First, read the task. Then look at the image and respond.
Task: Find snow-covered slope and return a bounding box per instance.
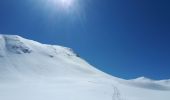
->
[0,34,108,80]
[0,34,169,100]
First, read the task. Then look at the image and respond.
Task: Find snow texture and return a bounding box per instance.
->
[0,34,169,100]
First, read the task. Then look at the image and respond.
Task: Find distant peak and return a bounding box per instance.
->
[132,76,153,82]
[136,76,151,80]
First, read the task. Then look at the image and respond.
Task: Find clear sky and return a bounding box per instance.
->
[0,0,170,79]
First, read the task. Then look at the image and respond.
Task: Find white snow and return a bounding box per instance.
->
[0,34,169,100]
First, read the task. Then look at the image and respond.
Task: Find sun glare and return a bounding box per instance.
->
[59,0,74,8]
[50,0,75,10]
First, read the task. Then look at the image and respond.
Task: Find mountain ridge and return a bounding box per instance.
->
[1,34,169,80]
[0,34,110,80]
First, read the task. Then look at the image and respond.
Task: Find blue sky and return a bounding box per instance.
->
[0,0,170,79]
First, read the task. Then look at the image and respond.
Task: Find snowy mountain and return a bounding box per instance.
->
[0,34,170,100]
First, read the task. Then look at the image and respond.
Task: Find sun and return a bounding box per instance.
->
[44,0,81,14]
[50,0,75,10]
[59,0,74,8]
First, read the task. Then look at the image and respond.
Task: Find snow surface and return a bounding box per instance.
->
[0,34,170,100]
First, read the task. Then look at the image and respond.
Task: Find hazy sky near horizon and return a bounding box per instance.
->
[0,0,170,79]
